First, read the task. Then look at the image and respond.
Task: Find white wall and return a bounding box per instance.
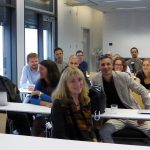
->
[57,0,103,71]
[16,0,25,86]
[103,11,150,58]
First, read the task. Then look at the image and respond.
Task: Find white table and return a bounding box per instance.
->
[94,108,150,121]
[0,134,149,150]
[19,88,32,101]
[0,102,51,115]
[19,88,32,94]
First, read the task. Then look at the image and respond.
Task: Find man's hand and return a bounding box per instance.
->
[28,84,35,91]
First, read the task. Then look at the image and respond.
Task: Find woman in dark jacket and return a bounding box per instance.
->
[136,58,150,90]
[51,67,97,141]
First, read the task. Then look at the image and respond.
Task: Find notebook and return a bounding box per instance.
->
[0,92,8,106]
[138,110,150,114]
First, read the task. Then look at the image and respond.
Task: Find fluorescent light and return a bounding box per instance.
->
[116,6,147,10]
[104,0,141,2]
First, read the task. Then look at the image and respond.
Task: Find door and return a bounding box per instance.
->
[82,28,90,72]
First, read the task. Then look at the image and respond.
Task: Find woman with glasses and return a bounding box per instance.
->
[113,57,127,72]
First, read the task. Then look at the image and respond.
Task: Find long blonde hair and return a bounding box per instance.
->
[52,67,90,105]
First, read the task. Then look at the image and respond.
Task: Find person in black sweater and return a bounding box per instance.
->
[51,67,97,142]
[136,58,150,90]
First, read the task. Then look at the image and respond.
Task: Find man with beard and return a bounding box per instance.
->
[54,47,67,73]
[126,47,142,74]
[20,53,40,91]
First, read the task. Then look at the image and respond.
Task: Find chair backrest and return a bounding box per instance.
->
[0,113,7,133]
[89,85,106,114]
[0,92,8,106]
[131,91,144,109]
[88,72,96,81]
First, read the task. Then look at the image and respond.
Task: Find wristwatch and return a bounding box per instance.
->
[39,92,42,97]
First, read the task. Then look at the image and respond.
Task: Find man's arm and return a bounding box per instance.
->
[20,66,29,89]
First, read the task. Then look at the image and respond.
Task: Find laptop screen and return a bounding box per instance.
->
[0,92,8,106]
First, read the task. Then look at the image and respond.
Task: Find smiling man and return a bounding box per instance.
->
[91,54,150,143]
[20,53,40,90]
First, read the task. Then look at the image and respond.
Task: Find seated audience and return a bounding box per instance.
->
[68,55,79,68]
[126,47,142,74]
[51,67,97,141]
[62,55,79,72]
[31,60,60,136]
[136,58,150,90]
[0,75,31,135]
[113,57,127,72]
[54,47,67,73]
[76,50,88,75]
[63,55,90,85]
[91,54,150,143]
[113,57,139,82]
[20,53,40,91]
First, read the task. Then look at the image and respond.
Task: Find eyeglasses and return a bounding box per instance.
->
[77,55,83,57]
[114,64,123,66]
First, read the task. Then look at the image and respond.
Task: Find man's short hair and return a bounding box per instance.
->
[27,53,38,62]
[130,47,138,53]
[99,54,113,61]
[76,50,83,55]
[54,47,63,54]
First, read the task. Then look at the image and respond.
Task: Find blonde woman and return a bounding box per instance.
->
[51,67,97,141]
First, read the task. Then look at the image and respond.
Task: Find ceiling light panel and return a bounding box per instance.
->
[76,0,150,12]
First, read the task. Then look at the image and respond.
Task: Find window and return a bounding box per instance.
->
[0,25,3,75]
[43,15,55,59]
[25,28,38,63]
[25,0,55,14]
[25,10,38,63]
[0,1,16,79]
[24,0,57,62]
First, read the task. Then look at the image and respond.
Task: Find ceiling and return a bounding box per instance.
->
[67,0,150,12]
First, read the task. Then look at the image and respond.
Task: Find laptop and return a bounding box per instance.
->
[0,92,8,106]
[138,110,150,114]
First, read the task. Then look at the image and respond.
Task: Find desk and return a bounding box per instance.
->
[99,108,150,121]
[0,102,51,115]
[19,88,32,94]
[19,88,32,101]
[0,134,149,150]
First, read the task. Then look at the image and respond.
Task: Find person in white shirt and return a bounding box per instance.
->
[20,53,40,91]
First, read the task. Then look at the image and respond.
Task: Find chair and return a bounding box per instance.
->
[112,127,149,145]
[88,72,96,81]
[0,113,7,133]
[131,91,144,109]
[112,92,148,145]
